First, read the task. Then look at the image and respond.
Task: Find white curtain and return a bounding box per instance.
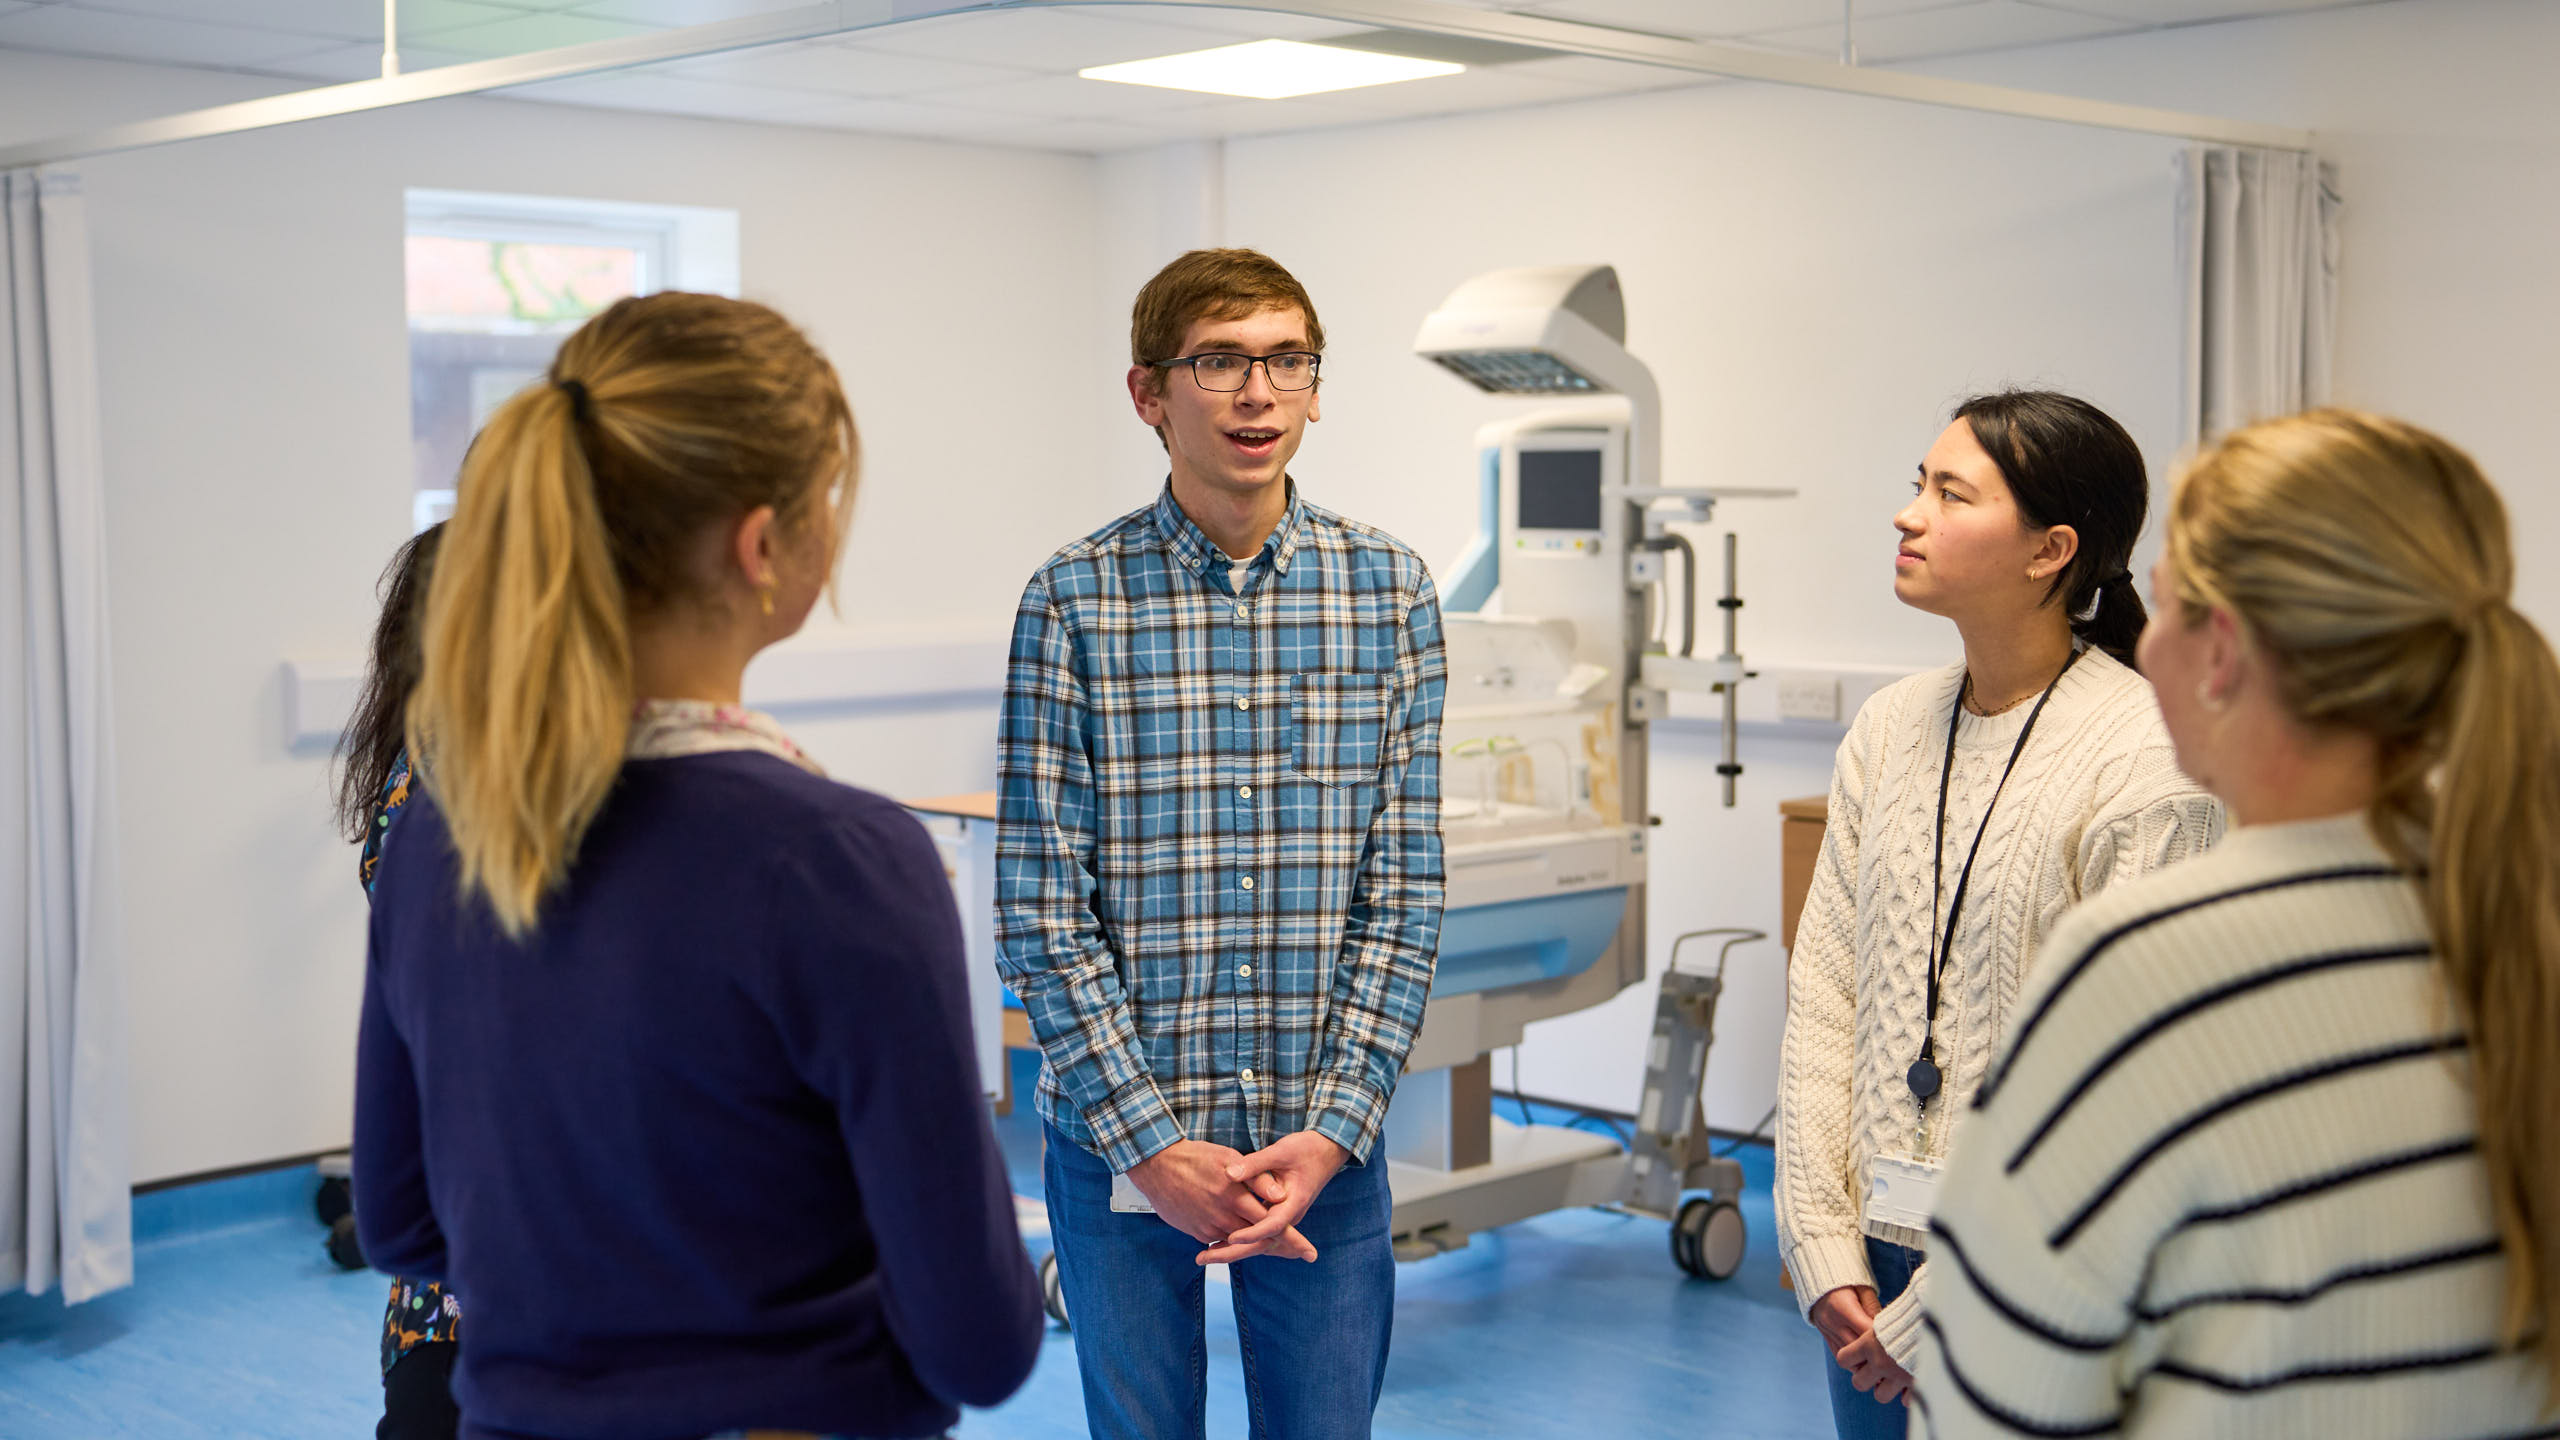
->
[2176,145,2344,450]
[1,166,129,1304]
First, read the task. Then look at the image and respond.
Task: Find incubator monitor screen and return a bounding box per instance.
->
[1518,449,1603,531]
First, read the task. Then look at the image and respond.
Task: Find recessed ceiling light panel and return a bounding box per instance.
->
[1079,40,1464,100]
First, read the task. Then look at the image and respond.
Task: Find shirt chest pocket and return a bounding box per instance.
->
[1289,671,1388,789]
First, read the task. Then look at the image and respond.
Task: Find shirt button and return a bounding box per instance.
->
[1240,876,1256,891]
[1236,697,1250,711]
[1235,605,1249,619]
[1239,965,1253,978]
[1241,1069,1256,1082]
[1238,785,1253,799]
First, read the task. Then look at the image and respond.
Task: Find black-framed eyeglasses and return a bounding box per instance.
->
[1154,350,1321,393]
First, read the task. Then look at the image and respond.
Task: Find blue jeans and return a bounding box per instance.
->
[1821,1237,1919,1440]
[1044,1124,1395,1440]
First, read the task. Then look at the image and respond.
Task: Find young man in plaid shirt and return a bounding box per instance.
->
[996,248,1447,1439]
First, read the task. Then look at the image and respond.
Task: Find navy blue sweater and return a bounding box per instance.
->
[355,753,1043,1440]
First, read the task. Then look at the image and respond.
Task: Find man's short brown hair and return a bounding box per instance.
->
[1130,248,1325,396]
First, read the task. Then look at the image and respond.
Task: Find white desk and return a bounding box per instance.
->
[903,792,1005,1108]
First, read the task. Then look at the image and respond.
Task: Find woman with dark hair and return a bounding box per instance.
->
[339,523,440,890]
[333,521,464,1440]
[1774,391,2226,1439]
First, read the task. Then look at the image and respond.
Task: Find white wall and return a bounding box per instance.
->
[1,50,1108,1183]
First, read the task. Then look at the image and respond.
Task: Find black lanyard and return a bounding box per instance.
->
[1908,648,2081,1108]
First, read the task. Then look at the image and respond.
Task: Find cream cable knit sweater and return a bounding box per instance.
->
[1775,647,2224,1367]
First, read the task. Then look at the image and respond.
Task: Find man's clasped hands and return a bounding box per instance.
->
[1123,1131,1353,1265]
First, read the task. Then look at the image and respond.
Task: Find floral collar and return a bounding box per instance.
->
[626,699,823,776]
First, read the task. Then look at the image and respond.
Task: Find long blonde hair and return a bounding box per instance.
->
[409,292,856,936]
[2166,409,2560,1388]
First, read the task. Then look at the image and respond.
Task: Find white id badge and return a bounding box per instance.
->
[1866,1154,1945,1234]
[1109,1172,1157,1215]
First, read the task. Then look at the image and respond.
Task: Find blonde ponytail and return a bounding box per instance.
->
[2427,599,2560,1372]
[407,293,855,937]
[409,381,632,936]
[2168,410,2560,1397]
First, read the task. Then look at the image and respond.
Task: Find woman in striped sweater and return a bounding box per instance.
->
[1777,391,2225,1440]
[1917,409,2560,1437]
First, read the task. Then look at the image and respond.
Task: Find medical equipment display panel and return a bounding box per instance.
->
[1515,447,1603,540]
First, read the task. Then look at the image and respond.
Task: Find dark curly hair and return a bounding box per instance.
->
[332,522,442,843]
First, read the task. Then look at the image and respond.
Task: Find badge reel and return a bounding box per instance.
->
[1866,1153,1945,1236]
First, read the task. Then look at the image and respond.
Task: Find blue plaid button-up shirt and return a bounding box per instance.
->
[995,484,1446,1174]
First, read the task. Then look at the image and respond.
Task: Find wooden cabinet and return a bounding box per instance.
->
[1779,795,1829,954]
[1774,794,1828,1293]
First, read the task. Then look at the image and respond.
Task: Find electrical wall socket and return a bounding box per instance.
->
[1776,671,1842,723]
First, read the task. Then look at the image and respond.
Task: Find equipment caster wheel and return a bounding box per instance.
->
[1039,1251,1070,1328]
[326,1213,368,1272]
[1671,1196,1745,1281]
[315,1174,353,1227]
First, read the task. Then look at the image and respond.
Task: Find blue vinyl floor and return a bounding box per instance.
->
[0,1052,1838,1439]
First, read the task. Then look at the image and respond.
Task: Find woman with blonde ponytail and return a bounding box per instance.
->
[1916,409,2560,1438]
[354,293,1042,1440]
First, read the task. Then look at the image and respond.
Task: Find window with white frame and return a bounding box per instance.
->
[404,189,741,531]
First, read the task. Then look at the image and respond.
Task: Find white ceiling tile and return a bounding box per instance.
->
[0,4,349,65]
[921,70,1252,120]
[846,7,1310,73]
[261,40,479,77]
[1502,52,1722,92]
[1749,0,2143,62]
[2032,0,2366,22]
[47,0,377,42]
[399,1,556,33]
[568,0,814,23]
[962,115,1169,153]
[1291,64,1608,118]
[502,67,829,118]
[758,93,1022,138]
[407,11,655,53]
[47,0,534,40]
[1521,0,1965,39]
[659,39,1030,95]
[1110,6,1379,42]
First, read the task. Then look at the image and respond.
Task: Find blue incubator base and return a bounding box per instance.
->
[1429,887,1628,998]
